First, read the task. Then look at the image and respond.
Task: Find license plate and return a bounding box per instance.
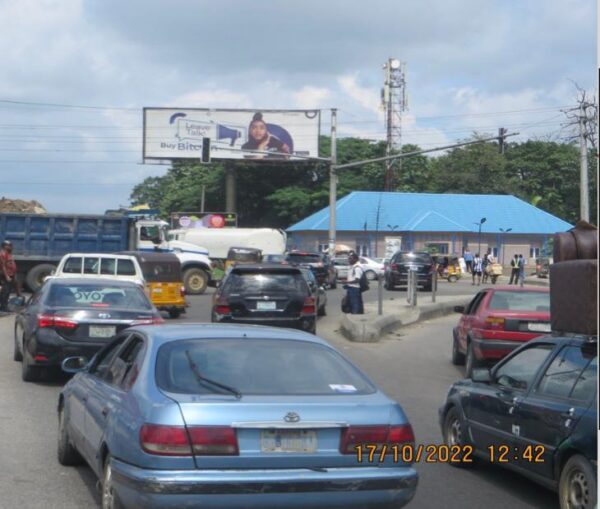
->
[256,301,276,311]
[89,325,116,338]
[153,288,162,293]
[261,430,317,453]
[528,322,551,333]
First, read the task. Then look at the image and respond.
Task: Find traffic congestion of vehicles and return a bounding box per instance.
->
[0,225,597,509]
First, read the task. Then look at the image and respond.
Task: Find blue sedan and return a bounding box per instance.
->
[58,324,418,509]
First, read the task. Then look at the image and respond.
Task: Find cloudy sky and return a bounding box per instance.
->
[0,0,597,213]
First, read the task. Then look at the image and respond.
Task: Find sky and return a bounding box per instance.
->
[0,0,597,214]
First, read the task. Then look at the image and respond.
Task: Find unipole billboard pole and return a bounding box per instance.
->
[225,163,236,213]
[328,109,338,256]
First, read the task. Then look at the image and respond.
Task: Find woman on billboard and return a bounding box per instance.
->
[242,112,291,159]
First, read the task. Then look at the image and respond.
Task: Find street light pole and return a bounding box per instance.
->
[499,227,512,266]
[328,109,338,256]
[474,217,487,256]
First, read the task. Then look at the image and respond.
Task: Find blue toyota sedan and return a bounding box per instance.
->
[58,324,418,509]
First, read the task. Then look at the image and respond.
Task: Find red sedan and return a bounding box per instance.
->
[451,286,551,376]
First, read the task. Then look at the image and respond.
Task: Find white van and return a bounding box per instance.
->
[48,253,145,286]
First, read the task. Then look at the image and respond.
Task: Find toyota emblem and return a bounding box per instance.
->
[284,412,300,423]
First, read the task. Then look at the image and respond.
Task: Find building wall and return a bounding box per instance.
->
[288,230,549,267]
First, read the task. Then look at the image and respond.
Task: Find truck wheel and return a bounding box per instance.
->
[168,309,181,319]
[183,268,208,295]
[25,263,56,292]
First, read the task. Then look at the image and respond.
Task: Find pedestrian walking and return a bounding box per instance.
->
[344,252,364,314]
[509,254,519,284]
[463,248,473,273]
[0,240,20,311]
[518,254,526,287]
[482,250,491,283]
[471,253,483,286]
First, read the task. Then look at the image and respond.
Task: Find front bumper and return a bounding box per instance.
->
[111,459,418,509]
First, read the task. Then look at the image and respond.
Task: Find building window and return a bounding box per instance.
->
[424,242,449,255]
[530,247,540,258]
[355,242,369,257]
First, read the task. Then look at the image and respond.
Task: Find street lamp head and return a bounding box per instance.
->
[480,217,487,224]
[506,228,512,232]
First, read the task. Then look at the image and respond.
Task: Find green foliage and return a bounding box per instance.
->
[130,135,593,227]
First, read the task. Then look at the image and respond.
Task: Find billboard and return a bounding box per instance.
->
[143,108,320,161]
[170,212,237,229]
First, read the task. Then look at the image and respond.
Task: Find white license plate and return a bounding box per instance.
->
[256,301,276,311]
[261,430,317,453]
[153,288,162,293]
[528,322,551,333]
[89,325,116,338]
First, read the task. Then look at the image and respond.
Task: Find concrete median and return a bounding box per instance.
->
[340,294,473,342]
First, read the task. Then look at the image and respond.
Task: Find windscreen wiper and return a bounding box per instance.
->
[184,350,242,399]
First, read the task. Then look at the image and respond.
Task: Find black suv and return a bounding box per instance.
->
[285,251,337,289]
[384,251,434,291]
[211,264,317,334]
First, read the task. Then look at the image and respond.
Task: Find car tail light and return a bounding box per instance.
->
[302,296,316,314]
[484,316,506,330]
[391,263,398,271]
[340,424,415,454]
[132,317,164,326]
[37,314,78,329]
[140,424,192,456]
[187,426,239,455]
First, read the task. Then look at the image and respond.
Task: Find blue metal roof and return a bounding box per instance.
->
[287,192,573,234]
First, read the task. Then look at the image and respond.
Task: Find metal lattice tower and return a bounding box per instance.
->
[381,59,408,191]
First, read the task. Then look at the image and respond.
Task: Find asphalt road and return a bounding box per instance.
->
[0,276,558,509]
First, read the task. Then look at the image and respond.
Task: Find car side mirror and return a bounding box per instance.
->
[61,356,89,374]
[454,305,465,313]
[471,368,491,383]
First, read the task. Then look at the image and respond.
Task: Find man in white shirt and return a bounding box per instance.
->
[344,252,364,314]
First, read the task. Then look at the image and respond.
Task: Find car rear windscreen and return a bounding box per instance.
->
[398,253,432,264]
[156,338,376,396]
[45,283,152,309]
[488,291,550,312]
[287,254,323,264]
[226,271,308,293]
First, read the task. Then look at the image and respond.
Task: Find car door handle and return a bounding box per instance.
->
[561,407,576,418]
[101,407,109,417]
[82,396,88,403]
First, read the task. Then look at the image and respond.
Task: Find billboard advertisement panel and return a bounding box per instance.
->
[143,108,320,161]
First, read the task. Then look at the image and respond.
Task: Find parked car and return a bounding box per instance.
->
[440,335,597,509]
[58,324,419,509]
[384,252,434,291]
[452,287,551,376]
[47,253,145,287]
[13,278,163,382]
[212,264,317,333]
[285,251,337,289]
[359,256,385,280]
[332,256,351,281]
[298,267,327,316]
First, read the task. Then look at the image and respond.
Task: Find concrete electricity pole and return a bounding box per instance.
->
[579,104,590,222]
[382,58,407,191]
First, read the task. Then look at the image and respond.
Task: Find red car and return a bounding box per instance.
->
[452,286,551,376]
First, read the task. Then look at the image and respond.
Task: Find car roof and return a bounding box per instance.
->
[231,263,302,272]
[130,323,330,347]
[47,277,141,287]
[60,253,136,260]
[523,333,597,348]
[485,285,549,293]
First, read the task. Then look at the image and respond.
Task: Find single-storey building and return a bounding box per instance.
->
[287,191,573,266]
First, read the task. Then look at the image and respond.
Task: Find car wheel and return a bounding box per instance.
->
[102,456,125,509]
[448,275,458,283]
[442,407,474,468]
[168,309,181,319]
[465,341,479,378]
[365,270,376,281]
[57,405,83,465]
[183,268,208,295]
[559,454,597,509]
[384,277,394,290]
[317,304,326,317]
[13,324,23,362]
[21,349,41,382]
[451,331,465,365]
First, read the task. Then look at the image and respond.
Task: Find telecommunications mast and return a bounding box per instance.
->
[381,58,408,191]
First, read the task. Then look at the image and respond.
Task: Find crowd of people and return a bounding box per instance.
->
[462,248,526,287]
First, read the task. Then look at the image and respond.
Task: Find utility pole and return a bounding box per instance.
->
[578,103,589,222]
[328,109,338,256]
[382,58,407,191]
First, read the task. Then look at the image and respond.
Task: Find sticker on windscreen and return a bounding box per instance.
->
[329,384,357,393]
